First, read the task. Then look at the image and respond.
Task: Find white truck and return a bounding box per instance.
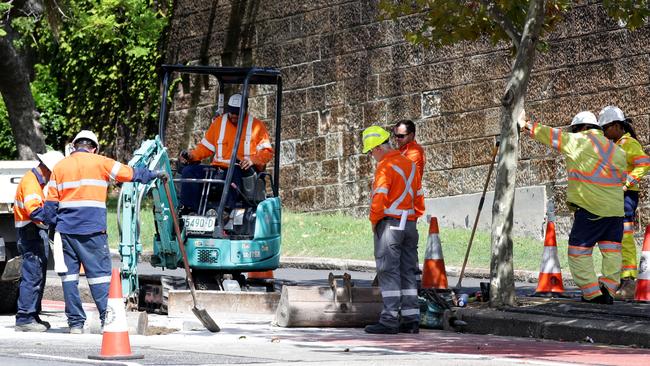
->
[0,161,37,313]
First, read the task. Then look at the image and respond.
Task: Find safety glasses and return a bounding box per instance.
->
[393,133,408,139]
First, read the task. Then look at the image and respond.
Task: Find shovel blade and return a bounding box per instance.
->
[192,307,220,332]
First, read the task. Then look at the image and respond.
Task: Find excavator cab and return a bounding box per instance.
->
[118,65,283,308]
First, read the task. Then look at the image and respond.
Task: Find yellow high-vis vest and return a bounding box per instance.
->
[616,133,650,191]
[527,122,626,217]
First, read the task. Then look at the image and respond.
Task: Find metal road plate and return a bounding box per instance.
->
[183,215,216,233]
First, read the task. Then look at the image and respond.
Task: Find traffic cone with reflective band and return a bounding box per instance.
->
[88,269,143,360]
[534,203,564,296]
[247,270,274,279]
[421,217,448,289]
[634,226,650,301]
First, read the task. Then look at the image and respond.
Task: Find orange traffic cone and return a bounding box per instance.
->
[247,270,274,280]
[88,269,143,360]
[534,203,564,296]
[634,226,650,301]
[421,217,448,289]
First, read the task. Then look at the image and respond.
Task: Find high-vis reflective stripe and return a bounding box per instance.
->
[15,220,31,228]
[568,245,593,257]
[109,162,122,180]
[624,222,634,234]
[244,115,253,159]
[14,200,24,209]
[382,290,401,298]
[374,187,389,195]
[626,176,639,186]
[416,189,423,196]
[633,156,650,166]
[59,200,107,209]
[58,179,108,190]
[200,137,215,152]
[551,128,562,150]
[257,142,272,150]
[23,193,42,204]
[401,289,418,296]
[598,241,621,252]
[87,275,112,285]
[384,163,416,216]
[216,114,228,162]
[600,277,618,292]
[581,282,600,297]
[401,308,420,316]
[60,274,79,282]
[364,133,382,140]
[567,135,624,186]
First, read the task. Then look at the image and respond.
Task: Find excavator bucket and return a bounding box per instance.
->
[274,273,383,327]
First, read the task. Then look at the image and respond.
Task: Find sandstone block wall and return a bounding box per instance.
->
[164,0,650,236]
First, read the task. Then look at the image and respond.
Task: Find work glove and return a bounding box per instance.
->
[516,108,527,132]
[155,170,169,183]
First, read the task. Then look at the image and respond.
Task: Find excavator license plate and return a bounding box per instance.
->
[183,216,216,233]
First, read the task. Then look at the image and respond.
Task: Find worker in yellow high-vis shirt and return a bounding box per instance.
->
[520,110,626,304]
[598,106,650,300]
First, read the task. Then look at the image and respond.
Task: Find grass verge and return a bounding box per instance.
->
[106,197,605,272]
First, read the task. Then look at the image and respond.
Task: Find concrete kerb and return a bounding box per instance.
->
[117,250,567,285]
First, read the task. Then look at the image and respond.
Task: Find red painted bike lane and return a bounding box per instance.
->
[281,328,650,365]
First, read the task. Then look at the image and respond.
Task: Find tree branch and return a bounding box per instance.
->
[480,0,522,49]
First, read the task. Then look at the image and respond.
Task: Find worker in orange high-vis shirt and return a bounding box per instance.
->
[598,106,650,300]
[392,119,425,179]
[362,126,425,335]
[44,130,166,334]
[178,93,273,214]
[14,151,64,332]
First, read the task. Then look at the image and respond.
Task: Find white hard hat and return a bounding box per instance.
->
[598,106,626,127]
[72,130,100,150]
[226,93,243,115]
[570,111,599,127]
[36,151,64,172]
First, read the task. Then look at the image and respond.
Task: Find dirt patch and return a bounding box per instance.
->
[146,326,179,336]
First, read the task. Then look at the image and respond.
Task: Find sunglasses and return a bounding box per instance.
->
[393,133,409,139]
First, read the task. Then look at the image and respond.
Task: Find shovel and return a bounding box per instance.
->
[162,182,220,332]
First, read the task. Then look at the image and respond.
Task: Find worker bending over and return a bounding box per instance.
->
[598,106,650,299]
[362,126,424,334]
[14,151,64,332]
[179,93,273,214]
[521,111,625,304]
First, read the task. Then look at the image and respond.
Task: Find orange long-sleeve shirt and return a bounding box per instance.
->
[189,113,273,171]
[399,140,425,179]
[370,150,425,225]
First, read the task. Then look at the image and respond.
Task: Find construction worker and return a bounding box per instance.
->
[179,93,273,213]
[392,119,425,178]
[14,151,64,332]
[520,111,626,304]
[598,106,650,299]
[44,130,166,333]
[362,126,425,334]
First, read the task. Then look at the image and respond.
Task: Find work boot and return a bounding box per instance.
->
[615,278,636,300]
[69,326,84,334]
[15,322,47,332]
[399,321,420,334]
[364,323,398,334]
[599,284,614,305]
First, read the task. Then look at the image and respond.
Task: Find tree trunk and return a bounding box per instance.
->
[489,0,545,308]
[0,1,47,159]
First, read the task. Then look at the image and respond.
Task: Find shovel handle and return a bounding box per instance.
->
[162,182,199,305]
[456,140,499,289]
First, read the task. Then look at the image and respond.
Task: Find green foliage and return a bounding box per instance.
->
[379,1,571,50]
[380,1,648,52]
[0,101,17,158]
[32,0,170,153]
[0,2,11,37]
[602,0,650,29]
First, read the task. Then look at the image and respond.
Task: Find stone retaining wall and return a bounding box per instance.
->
[163,0,650,237]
